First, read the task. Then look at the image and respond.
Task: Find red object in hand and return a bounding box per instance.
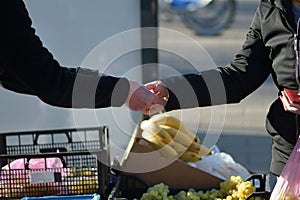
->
[283,88,300,105]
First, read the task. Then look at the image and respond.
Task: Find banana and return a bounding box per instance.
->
[179,150,201,162]
[142,130,178,158]
[141,130,159,143]
[149,114,200,144]
[141,116,211,161]
[140,120,173,144]
[188,142,211,157]
[159,125,194,146]
[154,143,179,158]
[169,140,187,153]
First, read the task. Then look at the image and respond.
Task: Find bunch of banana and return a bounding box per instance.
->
[140,114,211,162]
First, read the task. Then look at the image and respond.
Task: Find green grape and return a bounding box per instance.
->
[139,176,258,200]
[150,190,159,196]
[187,188,200,200]
[186,191,194,198]
[225,196,233,200]
[236,181,256,199]
[202,193,209,200]
[231,190,239,200]
[141,193,151,200]
[174,190,187,200]
[196,190,204,197]
[141,183,172,200]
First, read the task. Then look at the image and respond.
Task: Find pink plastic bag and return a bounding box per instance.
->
[0,155,66,197]
[2,157,63,170]
[270,137,300,200]
[1,156,65,182]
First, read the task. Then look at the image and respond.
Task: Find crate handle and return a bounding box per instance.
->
[246,191,271,200]
[33,132,72,145]
[245,174,266,192]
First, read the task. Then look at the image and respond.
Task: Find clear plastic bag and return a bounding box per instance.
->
[193,151,251,180]
[270,137,300,200]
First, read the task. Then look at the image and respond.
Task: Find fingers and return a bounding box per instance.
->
[125,80,159,114]
[145,80,169,114]
[280,91,300,115]
[145,80,169,101]
[125,80,169,115]
[145,81,168,98]
[127,87,156,111]
[145,81,158,93]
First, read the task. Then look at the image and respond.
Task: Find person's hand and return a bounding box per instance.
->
[145,80,169,114]
[279,91,300,115]
[125,80,159,115]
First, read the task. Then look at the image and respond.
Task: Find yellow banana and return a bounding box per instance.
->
[152,144,178,158]
[141,130,159,143]
[150,114,200,144]
[150,141,178,158]
[179,150,201,162]
[188,142,211,157]
[169,140,187,153]
[159,125,194,146]
[156,143,178,158]
[142,130,178,158]
[140,120,173,144]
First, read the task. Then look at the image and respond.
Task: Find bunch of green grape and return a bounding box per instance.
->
[140,183,170,200]
[219,176,256,200]
[139,176,256,200]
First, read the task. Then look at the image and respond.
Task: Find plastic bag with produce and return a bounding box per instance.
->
[270,136,300,200]
[193,151,251,180]
[0,152,65,197]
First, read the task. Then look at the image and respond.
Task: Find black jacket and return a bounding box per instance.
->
[0,0,129,108]
[163,0,299,144]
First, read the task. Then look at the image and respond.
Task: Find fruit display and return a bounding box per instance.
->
[140,114,211,162]
[64,167,98,194]
[0,181,61,198]
[139,176,257,200]
[0,169,61,197]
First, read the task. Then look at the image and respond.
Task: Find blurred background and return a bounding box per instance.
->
[0,0,276,182]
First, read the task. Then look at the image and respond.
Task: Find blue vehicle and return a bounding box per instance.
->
[159,0,236,35]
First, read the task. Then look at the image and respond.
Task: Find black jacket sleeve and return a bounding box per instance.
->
[0,0,129,108]
[163,5,273,111]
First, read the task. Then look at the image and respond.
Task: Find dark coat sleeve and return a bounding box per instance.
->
[0,0,129,108]
[163,5,273,111]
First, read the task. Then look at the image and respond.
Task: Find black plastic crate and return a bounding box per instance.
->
[0,127,109,157]
[108,174,270,200]
[0,127,112,199]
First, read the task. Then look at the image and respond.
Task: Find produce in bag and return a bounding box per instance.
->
[0,151,65,197]
[193,151,251,181]
[270,136,300,200]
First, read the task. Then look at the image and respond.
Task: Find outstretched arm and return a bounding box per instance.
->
[0,0,158,114]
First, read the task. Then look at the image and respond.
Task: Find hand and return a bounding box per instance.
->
[279,91,300,115]
[125,80,159,115]
[145,80,169,114]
